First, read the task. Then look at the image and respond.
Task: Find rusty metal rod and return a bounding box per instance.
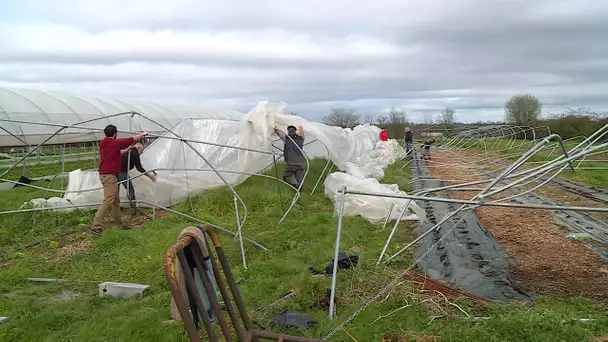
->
[166,275,201,342]
[177,250,218,342]
[206,227,253,332]
[251,330,325,341]
[165,237,201,342]
[199,227,247,340]
[187,243,233,342]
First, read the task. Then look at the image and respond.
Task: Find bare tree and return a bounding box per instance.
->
[440,107,456,124]
[505,94,542,125]
[363,115,374,124]
[552,107,608,119]
[323,108,360,128]
[376,116,389,125]
[388,107,408,124]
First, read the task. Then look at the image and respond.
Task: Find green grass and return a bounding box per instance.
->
[2,145,97,157]
[0,158,607,341]
[1,159,96,181]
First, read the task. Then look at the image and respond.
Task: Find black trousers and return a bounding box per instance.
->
[283,164,304,187]
[117,172,136,201]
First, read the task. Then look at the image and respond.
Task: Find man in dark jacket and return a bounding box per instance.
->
[119,143,156,215]
[404,127,413,155]
[274,125,306,188]
[91,125,148,234]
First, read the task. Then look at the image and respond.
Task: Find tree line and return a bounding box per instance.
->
[318,94,606,139]
[322,107,457,128]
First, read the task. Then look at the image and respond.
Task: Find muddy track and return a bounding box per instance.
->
[409,151,533,301]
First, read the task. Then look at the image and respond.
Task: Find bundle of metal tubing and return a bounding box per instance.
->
[165,225,325,342]
[324,124,608,339]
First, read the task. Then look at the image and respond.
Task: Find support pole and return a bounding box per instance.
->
[377,200,412,265]
[329,186,346,318]
[272,154,286,211]
[233,195,247,269]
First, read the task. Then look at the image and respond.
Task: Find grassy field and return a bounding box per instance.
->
[0,159,607,341]
[453,139,608,187]
[1,159,96,182]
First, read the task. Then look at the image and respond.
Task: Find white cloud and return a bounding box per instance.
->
[2,24,404,64]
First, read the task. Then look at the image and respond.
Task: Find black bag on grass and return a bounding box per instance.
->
[271,309,318,330]
[324,252,359,274]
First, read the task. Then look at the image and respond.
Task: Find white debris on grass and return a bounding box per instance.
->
[99,282,149,299]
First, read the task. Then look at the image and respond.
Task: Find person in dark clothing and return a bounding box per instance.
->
[404,127,413,155]
[274,125,305,188]
[420,137,436,160]
[119,143,156,214]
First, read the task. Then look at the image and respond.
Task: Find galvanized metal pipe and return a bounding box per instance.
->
[328,186,346,318]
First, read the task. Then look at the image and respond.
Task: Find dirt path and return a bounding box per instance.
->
[425,151,608,299]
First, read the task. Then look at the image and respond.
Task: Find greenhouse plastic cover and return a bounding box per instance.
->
[0,87,243,147]
[31,101,424,223]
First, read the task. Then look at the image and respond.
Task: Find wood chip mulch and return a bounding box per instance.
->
[425,151,608,300]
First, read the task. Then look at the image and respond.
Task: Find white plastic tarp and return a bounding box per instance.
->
[35,101,424,223]
[324,172,424,223]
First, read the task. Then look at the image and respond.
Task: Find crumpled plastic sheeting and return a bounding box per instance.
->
[24,197,73,212]
[29,100,423,222]
[324,172,425,224]
[342,140,405,180]
[323,139,424,223]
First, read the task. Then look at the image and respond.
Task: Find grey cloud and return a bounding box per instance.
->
[2,0,608,122]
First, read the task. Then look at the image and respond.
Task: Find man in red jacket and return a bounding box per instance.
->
[379,128,389,141]
[90,125,148,234]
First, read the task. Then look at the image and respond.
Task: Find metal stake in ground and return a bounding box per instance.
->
[329,186,347,318]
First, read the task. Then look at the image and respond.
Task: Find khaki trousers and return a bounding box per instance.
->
[92,174,123,228]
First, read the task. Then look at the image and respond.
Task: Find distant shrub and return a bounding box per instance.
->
[540,109,607,140]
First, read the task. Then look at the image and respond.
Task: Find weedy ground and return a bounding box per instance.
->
[0,159,606,341]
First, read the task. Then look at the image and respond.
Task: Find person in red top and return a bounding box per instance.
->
[379,128,389,141]
[90,125,148,234]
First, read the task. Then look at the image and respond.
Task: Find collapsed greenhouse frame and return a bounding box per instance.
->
[2,94,607,339]
[0,110,340,269]
[323,123,608,339]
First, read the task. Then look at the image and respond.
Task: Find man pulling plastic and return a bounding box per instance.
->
[119,143,156,215]
[274,125,305,189]
[90,125,148,235]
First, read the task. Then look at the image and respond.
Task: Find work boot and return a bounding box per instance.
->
[88,227,103,236]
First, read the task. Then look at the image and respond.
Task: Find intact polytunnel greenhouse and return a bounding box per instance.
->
[0,87,243,147]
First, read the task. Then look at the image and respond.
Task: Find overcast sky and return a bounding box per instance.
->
[1,0,607,123]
